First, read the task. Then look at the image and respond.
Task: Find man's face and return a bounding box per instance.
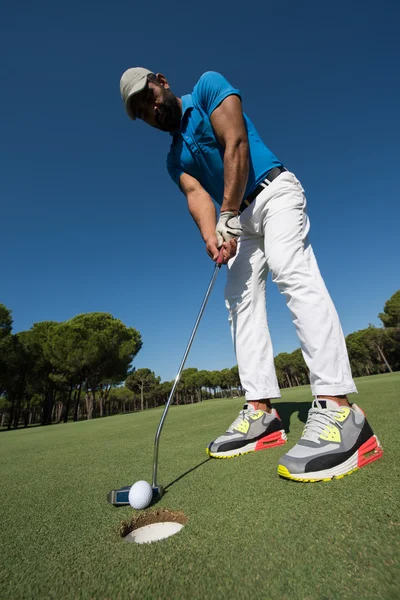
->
[129,75,182,132]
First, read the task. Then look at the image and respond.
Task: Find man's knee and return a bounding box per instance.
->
[267,246,307,286]
[224,288,252,314]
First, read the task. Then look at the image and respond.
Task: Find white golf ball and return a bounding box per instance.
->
[128,480,153,509]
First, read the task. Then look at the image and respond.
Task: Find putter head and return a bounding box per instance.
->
[107,484,164,506]
[107,486,131,506]
[152,484,164,499]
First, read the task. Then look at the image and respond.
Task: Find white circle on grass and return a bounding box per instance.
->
[128,480,153,509]
[124,522,184,544]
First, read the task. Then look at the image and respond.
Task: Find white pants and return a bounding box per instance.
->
[224,170,357,400]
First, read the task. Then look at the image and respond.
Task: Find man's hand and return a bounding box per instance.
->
[215,211,243,247]
[206,235,237,265]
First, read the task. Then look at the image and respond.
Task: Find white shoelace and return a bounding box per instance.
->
[302,404,343,442]
[227,408,251,432]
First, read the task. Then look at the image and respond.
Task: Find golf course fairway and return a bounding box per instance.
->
[0,372,398,599]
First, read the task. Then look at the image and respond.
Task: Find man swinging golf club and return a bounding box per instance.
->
[120,67,383,482]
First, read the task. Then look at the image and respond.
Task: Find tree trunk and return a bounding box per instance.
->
[41,380,50,425]
[63,383,73,423]
[376,345,393,373]
[13,398,22,429]
[86,391,93,420]
[140,385,144,411]
[23,396,31,428]
[42,379,56,425]
[92,388,97,418]
[293,374,300,386]
[73,383,82,422]
[285,372,292,387]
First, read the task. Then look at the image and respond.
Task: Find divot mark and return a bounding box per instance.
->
[120,508,188,544]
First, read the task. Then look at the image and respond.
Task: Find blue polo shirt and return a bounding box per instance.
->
[167,71,282,206]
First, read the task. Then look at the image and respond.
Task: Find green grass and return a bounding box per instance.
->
[0,373,399,599]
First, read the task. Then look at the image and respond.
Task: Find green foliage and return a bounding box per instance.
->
[379,289,400,328]
[51,313,143,384]
[0,313,142,427]
[107,386,137,414]
[126,368,160,410]
[1,289,400,428]
[0,396,11,411]
[0,304,13,339]
[346,326,396,375]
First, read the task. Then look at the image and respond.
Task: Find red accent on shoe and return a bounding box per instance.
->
[255,430,286,451]
[357,435,383,468]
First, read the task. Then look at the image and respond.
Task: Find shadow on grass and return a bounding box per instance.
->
[274,402,310,434]
[107,459,212,508]
[164,458,211,491]
[0,423,42,433]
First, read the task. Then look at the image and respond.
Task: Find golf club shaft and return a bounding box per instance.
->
[152,250,224,488]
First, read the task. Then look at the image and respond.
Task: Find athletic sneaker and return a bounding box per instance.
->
[207,403,287,458]
[277,399,383,482]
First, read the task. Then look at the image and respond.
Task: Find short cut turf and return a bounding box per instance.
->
[0,372,398,599]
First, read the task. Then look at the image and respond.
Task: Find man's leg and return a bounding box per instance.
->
[225,234,281,402]
[262,172,356,398]
[258,170,382,480]
[206,232,287,458]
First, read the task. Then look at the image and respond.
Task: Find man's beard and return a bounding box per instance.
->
[155,90,182,132]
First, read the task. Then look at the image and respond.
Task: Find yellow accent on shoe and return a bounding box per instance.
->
[334,407,351,422]
[206,447,256,459]
[277,465,291,478]
[232,410,264,434]
[277,464,360,482]
[320,424,341,443]
[233,419,250,434]
[249,410,265,421]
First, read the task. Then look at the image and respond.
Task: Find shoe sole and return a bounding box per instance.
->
[277,434,383,482]
[207,429,287,459]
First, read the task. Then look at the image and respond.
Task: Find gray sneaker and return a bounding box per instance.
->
[278,399,383,482]
[207,403,287,459]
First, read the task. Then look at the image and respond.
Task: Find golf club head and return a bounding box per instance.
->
[107,484,164,506]
[152,484,164,499]
[107,486,131,506]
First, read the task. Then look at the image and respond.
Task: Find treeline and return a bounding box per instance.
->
[0,312,142,429]
[0,290,399,429]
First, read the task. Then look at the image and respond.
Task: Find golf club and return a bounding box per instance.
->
[107,248,225,506]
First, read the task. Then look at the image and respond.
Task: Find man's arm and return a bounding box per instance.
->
[179,172,237,263]
[210,95,249,214]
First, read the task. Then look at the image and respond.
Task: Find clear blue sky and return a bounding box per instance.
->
[2,0,399,382]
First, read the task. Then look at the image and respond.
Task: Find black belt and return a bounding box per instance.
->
[240,166,287,213]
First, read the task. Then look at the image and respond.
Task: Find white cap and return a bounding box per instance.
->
[120,67,154,120]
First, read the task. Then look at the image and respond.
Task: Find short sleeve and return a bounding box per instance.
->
[167,149,184,188]
[194,71,241,116]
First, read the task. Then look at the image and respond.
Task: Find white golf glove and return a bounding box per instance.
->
[215,211,243,247]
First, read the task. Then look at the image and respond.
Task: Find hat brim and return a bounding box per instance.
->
[125,76,148,120]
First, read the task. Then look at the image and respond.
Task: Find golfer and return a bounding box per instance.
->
[120,68,383,481]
